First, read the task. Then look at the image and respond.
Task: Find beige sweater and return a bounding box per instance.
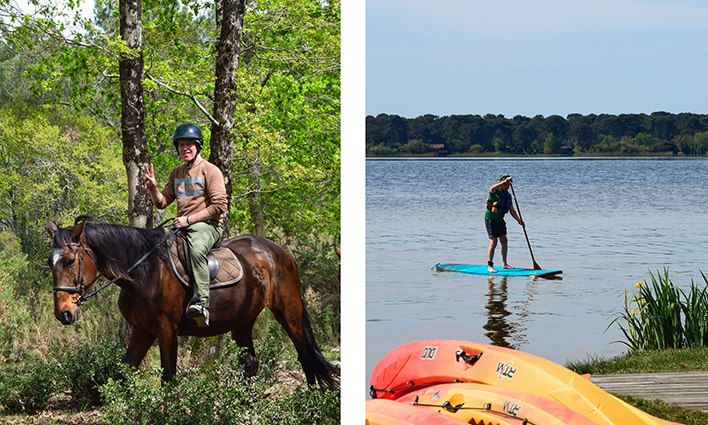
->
[155,159,227,223]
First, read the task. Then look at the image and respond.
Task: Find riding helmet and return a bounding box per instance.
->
[172,122,203,152]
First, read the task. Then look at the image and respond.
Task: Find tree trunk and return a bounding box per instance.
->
[247,156,265,237]
[209,0,246,237]
[119,0,151,229]
[118,0,148,347]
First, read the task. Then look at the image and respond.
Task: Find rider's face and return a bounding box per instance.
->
[177,139,198,162]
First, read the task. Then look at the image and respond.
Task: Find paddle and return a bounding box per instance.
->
[509,183,542,270]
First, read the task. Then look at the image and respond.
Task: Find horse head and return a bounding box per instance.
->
[45,218,100,325]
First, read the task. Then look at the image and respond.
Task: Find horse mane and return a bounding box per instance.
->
[52,218,171,283]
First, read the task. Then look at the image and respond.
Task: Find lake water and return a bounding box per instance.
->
[366,157,708,389]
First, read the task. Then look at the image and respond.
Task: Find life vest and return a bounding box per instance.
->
[486,188,511,215]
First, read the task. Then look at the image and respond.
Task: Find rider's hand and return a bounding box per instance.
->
[144,163,157,189]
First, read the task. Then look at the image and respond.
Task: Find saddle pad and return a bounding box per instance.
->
[169,241,243,289]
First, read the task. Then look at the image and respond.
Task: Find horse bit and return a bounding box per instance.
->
[51,241,98,305]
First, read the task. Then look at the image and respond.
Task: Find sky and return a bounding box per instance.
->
[366,0,708,119]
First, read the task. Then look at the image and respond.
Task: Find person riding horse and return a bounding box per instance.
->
[144,122,227,327]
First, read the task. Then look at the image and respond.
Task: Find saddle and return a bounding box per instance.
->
[169,234,243,289]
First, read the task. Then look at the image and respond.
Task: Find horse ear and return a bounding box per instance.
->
[46,220,59,238]
[71,218,87,242]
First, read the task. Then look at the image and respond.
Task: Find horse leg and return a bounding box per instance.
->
[156,321,179,382]
[270,306,316,385]
[122,326,156,378]
[231,316,259,378]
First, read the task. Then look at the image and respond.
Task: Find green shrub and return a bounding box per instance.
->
[100,330,340,425]
[314,307,340,352]
[253,313,295,383]
[288,234,340,349]
[0,355,60,415]
[254,385,340,424]
[59,338,126,406]
[101,340,251,425]
[0,252,31,361]
[0,338,124,415]
[468,144,485,154]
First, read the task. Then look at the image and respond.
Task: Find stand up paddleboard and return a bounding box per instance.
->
[434,263,562,277]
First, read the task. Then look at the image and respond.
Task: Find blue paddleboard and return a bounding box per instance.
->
[434,263,562,277]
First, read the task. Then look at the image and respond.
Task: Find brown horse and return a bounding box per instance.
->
[45,216,339,389]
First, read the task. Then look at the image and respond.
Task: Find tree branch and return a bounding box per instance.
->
[144,72,218,127]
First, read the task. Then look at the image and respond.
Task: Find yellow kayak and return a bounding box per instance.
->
[397,382,598,424]
[366,399,469,425]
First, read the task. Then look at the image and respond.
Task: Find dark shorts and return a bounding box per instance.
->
[485,218,507,239]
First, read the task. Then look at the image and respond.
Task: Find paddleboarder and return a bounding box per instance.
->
[485,174,524,273]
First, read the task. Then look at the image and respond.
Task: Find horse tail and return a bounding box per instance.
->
[301,301,341,390]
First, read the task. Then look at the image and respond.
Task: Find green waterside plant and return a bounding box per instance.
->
[608,268,708,351]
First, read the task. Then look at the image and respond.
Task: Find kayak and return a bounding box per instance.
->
[396,382,597,425]
[365,399,468,425]
[434,263,562,277]
[370,340,678,425]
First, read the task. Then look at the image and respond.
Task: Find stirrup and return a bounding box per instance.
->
[185,297,204,318]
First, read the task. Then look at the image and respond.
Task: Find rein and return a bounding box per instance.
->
[53,226,181,305]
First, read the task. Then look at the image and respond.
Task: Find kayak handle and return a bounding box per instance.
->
[441,401,465,413]
[455,349,482,365]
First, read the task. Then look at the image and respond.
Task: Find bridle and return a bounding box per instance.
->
[52,241,98,302]
[52,227,181,305]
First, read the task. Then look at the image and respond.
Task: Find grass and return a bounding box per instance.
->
[615,394,708,425]
[566,347,708,375]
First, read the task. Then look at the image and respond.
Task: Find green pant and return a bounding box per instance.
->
[184,220,222,309]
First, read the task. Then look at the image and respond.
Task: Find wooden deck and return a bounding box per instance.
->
[591,371,708,412]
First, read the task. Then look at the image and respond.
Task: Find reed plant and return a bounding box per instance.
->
[609,268,708,351]
[680,272,708,348]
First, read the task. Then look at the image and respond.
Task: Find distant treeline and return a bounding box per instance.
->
[366,112,708,156]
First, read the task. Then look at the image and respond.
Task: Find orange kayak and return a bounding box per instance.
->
[370,340,679,425]
[397,382,597,425]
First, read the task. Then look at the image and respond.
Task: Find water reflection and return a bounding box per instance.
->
[484,276,516,348]
[483,275,555,348]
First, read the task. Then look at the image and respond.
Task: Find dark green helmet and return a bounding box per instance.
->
[172,123,203,151]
